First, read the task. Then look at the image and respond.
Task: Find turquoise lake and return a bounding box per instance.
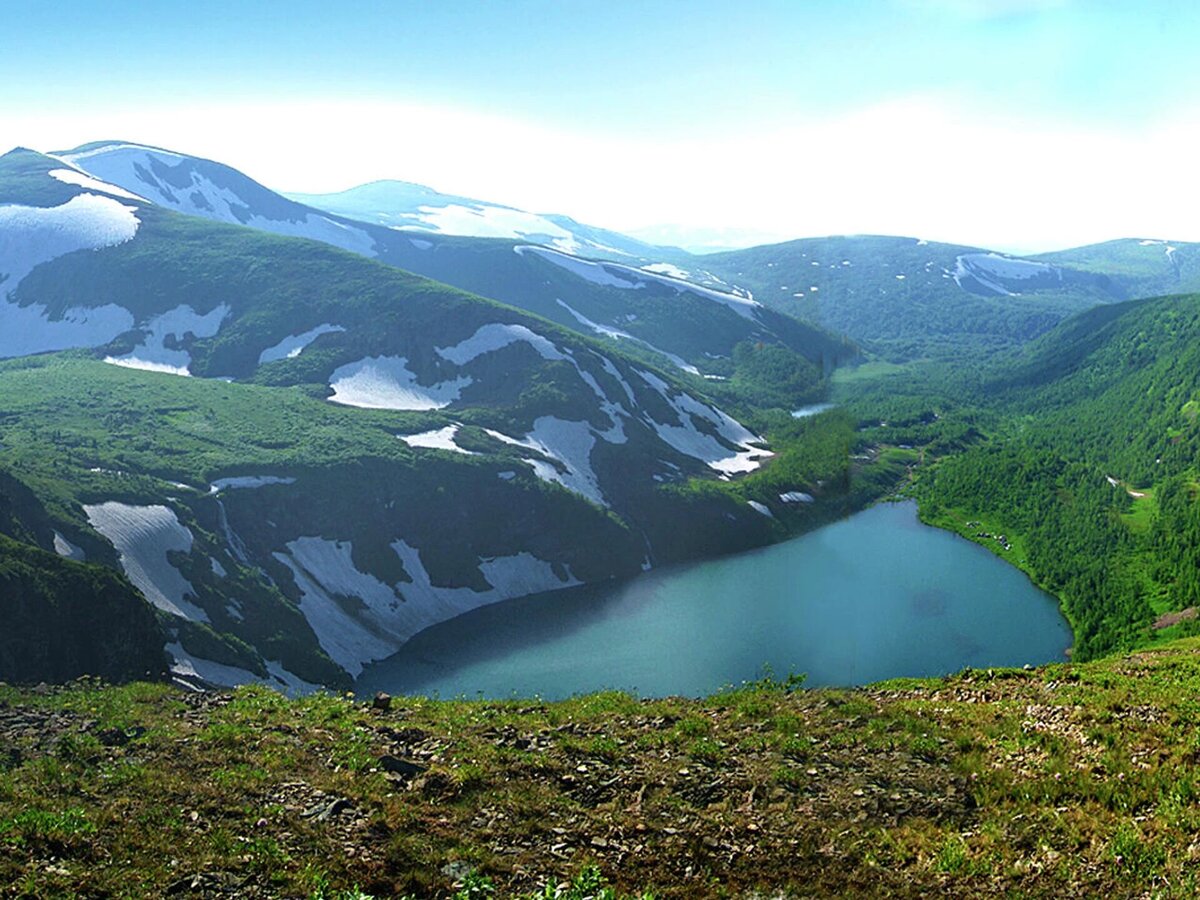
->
[356,501,1072,700]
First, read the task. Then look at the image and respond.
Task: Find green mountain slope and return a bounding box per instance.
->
[53,142,855,381]
[699,235,1135,361]
[0,472,166,684]
[898,291,1200,659]
[0,147,870,689]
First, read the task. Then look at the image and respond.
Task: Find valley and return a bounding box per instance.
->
[3,139,1200,700]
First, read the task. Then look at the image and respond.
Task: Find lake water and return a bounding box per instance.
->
[356,501,1072,700]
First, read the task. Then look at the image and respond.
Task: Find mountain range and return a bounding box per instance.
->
[3,138,1200,693]
[0,143,861,690]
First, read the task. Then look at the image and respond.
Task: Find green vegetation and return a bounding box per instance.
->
[7,642,1200,896]
[829,291,1200,662]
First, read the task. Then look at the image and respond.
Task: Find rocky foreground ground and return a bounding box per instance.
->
[3,640,1200,898]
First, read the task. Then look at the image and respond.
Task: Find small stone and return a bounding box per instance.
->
[372,692,392,711]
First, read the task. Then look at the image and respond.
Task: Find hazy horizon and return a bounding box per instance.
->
[3,0,1195,253]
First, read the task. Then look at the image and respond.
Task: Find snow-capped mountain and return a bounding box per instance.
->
[0,146,820,690]
[284,179,681,262]
[52,141,851,378]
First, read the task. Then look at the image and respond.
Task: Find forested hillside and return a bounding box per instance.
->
[846,292,1200,659]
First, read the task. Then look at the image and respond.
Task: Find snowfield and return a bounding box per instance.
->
[555,300,701,374]
[52,531,86,561]
[47,167,147,202]
[62,143,378,257]
[436,323,565,365]
[104,303,230,376]
[522,417,607,507]
[209,475,296,492]
[274,536,580,676]
[636,369,772,476]
[0,194,141,291]
[83,502,207,621]
[0,193,141,357]
[328,356,472,410]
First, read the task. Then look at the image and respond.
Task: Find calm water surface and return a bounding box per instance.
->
[357,501,1072,700]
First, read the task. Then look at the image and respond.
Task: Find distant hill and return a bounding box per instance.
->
[698,234,1143,361]
[285,179,685,262]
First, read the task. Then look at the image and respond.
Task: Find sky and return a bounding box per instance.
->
[2,0,1198,252]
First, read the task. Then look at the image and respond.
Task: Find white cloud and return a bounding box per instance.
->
[4,94,1196,253]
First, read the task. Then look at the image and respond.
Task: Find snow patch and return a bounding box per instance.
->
[47,168,147,202]
[104,303,229,376]
[53,531,86,561]
[275,536,580,676]
[328,356,471,410]
[258,324,345,364]
[555,300,700,375]
[953,253,1057,296]
[519,245,762,320]
[521,417,607,507]
[779,491,814,504]
[635,370,771,476]
[63,144,378,257]
[0,194,141,358]
[641,262,691,280]
[436,323,565,365]
[399,425,476,455]
[167,642,320,696]
[84,502,206,621]
[748,501,774,518]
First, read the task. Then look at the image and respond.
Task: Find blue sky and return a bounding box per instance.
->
[2,0,1197,250]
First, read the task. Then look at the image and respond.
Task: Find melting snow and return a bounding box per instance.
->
[275,536,579,676]
[436,323,565,365]
[555,300,700,375]
[84,502,207,621]
[641,262,691,280]
[779,491,814,503]
[47,168,147,202]
[63,144,378,257]
[167,642,320,696]
[53,531,86,561]
[521,417,607,507]
[258,323,345,364]
[399,425,476,455]
[635,370,771,476]
[328,356,471,410]
[953,253,1057,296]
[518,245,762,320]
[104,303,229,376]
[0,194,141,358]
[748,501,774,518]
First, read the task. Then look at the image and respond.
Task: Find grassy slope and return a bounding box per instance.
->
[4,641,1200,897]
[699,236,1123,362]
